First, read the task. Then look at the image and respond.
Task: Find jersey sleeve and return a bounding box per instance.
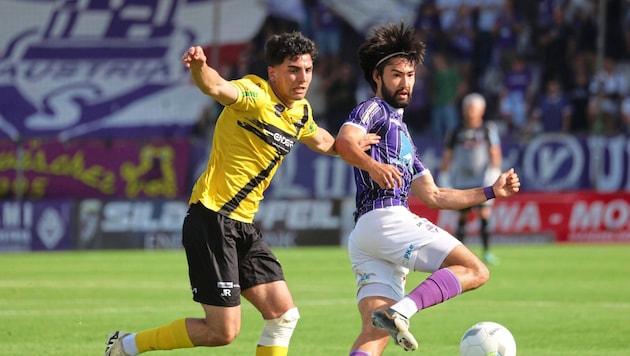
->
[412,145,428,177]
[228,75,265,113]
[344,99,385,133]
[298,103,319,140]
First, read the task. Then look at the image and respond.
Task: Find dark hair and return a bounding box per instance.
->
[264,32,318,66]
[357,22,426,92]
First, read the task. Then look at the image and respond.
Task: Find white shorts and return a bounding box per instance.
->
[348,206,461,302]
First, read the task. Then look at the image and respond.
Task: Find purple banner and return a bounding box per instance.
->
[0,0,267,139]
[0,200,73,252]
[190,133,630,198]
[0,138,192,199]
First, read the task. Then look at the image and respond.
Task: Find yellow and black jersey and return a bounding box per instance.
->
[189,74,319,223]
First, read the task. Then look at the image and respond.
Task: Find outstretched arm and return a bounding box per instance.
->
[302,127,380,156]
[182,46,238,106]
[412,168,520,210]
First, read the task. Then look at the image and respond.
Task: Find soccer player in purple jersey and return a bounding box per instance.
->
[335,22,521,355]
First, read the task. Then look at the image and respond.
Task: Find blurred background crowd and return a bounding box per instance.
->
[194,0,630,143]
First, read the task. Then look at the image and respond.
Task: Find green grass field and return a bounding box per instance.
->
[1,244,629,355]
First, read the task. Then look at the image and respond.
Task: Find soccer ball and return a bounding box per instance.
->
[459,321,516,356]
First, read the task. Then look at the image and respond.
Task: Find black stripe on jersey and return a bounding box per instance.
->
[219,155,281,216]
[221,105,310,215]
[238,118,296,156]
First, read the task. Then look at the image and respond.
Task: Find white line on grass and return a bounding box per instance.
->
[0,298,628,317]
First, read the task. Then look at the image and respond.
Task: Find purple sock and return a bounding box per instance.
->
[349,351,370,356]
[407,268,462,310]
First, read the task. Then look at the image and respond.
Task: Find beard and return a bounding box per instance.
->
[380,79,410,109]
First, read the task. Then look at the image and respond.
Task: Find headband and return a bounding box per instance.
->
[374,51,408,69]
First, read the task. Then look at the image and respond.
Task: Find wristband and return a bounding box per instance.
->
[483,186,496,200]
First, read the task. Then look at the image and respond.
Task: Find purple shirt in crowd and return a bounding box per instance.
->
[503,67,532,96]
[343,97,429,221]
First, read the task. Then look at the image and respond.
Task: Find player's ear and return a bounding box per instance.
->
[372,68,380,83]
[268,66,275,82]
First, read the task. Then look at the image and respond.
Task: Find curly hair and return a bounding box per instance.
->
[357,22,426,92]
[265,32,318,66]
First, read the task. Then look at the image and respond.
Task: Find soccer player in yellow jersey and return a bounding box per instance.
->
[104,32,378,356]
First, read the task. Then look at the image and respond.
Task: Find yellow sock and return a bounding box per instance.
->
[256,345,289,356]
[135,319,194,352]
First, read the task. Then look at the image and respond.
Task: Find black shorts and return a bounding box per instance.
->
[182,203,285,307]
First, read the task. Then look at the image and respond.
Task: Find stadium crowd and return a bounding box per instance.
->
[195,0,630,142]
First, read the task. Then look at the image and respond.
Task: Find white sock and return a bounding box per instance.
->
[121,333,139,356]
[391,297,418,319]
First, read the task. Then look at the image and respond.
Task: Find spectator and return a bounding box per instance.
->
[313,2,342,60]
[535,0,565,34]
[429,52,466,136]
[529,78,572,133]
[414,0,445,64]
[588,56,628,134]
[306,55,328,129]
[621,93,630,134]
[472,0,505,81]
[492,0,528,68]
[435,0,465,34]
[403,65,431,134]
[567,62,592,134]
[537,6,574,88]
[322,59,358,133]
[447,3,476,86]
[498,55,535,136]
[570,3,597,59]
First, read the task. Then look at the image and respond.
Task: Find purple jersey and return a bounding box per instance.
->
[344,97,429,221]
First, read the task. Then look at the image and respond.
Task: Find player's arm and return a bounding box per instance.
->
[489,145,502,170]
[302,127,337,155]
[411,168,520,210]
[335,124,402,189]
[439,148,453,172]
[302,127,380,156]
[182,46,238,106]
[485,124,502,183]
[437,147,453,187]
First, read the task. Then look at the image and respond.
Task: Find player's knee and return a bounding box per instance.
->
[258,307,300,347]
[474,261,490,288]
[201,323,240,346]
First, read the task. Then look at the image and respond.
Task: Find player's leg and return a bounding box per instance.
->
[244,281,299,356]
[240,223,299,356]
[374,218,488,329]
[348,207,424,354]
[456,208,471,242]
[478,204,500,264]
[349,295,395,356]
[105,203,244,355]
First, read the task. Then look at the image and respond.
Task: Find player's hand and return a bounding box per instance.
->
[368,162,403,190]
[492,168,520,198]
[182,46,207,69]
[358,133,380,152]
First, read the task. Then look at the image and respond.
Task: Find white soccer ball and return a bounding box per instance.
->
[459,321,516,356]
